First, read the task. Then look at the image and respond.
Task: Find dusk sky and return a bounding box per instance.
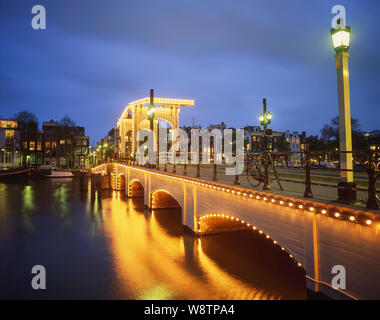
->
[1,1,379,144]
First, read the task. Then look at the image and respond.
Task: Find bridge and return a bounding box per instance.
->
[91,162,380,300]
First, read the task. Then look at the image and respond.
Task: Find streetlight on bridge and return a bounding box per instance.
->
[331,20,356,203]
[259,98,272,191]
[147,89,156,168]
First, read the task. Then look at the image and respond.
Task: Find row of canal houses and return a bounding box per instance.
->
[0,119,89,169]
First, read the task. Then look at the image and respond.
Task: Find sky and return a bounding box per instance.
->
[0,0,379,145]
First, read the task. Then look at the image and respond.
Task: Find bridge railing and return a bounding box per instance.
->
[117,150,380,210]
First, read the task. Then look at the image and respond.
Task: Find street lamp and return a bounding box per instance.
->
[148,89,156,167]
[259,98,272,190]
[331,21,356,202]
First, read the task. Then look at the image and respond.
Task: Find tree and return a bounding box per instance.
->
[275,135,290,152]
[14,111,38,128]
[306,135,326,151]
[57,116,77,169]
[320,116,368,150]
[14,111,39,166]
[59,115,76,127]
[107,128,115,138]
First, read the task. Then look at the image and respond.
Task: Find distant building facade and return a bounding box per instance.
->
[0,119,20,168]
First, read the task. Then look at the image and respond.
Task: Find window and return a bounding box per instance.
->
[60,140,65,145]
[5,130,14,138]
[37,142,42,151]
[52,142,57,149]
[45,141,51,148]
[30,141,35,151]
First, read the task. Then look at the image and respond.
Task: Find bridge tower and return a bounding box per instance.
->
[116,90,194,159]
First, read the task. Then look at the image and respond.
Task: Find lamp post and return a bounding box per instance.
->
[331,21,356,202]
[259,98,272,190]
[147,89,156,168]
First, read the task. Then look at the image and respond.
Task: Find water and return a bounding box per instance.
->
[0,179,306,299]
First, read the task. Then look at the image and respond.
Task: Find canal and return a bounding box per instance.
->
[0,179,306,299]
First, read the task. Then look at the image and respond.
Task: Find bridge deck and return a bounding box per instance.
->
[155,163,379,214]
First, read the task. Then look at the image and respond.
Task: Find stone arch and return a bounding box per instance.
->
[197,212,304,270]
[151,189,182,210]
[129,178,144,198]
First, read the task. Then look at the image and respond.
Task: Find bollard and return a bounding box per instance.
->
[183,161,187,176]
[234,174,240,185]
[196,162,201,178]
[367,151,379,210]
[303,150,313,198]
[212,163,217,181]
[79,172,88,191]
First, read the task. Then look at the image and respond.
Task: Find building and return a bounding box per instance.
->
[244,125,283,152]
[42,120,89,169]
[0,119,20,168]
[284,130,307,152]
[19,121,43,166]
[244,126,307,153]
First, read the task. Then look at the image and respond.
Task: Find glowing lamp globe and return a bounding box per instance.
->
[331,26,351,52]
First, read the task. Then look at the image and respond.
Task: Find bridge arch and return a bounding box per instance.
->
[151,189,182,210]
[129,179,144,198]
[197,213,304,270]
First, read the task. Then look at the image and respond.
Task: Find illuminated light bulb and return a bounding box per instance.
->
[334,212,340,218]
[217,214,220,217]
[266,235,270,239]
[253,226,256,230]
[298,205,303,209]
[243,193,247,196]
[289,203,293,207]
[241,220,244,224]
[263,197,267,201]
[249,194,253,198]
[222,188,225,191]
[232,190,235,194]
[271,199,275,203]
[321,210,327,214]
[290,254,293,258]
[280,201,284,205]
[247,223,250,226]
[281,247,285,251]
[227,190,230,193]
[236,218,239,221]
[309,207,314,212]
[273,241,277,244]
[226,215,229,218]
[259,230,263,234]
[222,214,225,217]
[366,219,372,226]
[256,196,260,199]
[298,263,302,267]
[349,216,355,221]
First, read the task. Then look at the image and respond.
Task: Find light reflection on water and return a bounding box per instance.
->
[0,180,306,299]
